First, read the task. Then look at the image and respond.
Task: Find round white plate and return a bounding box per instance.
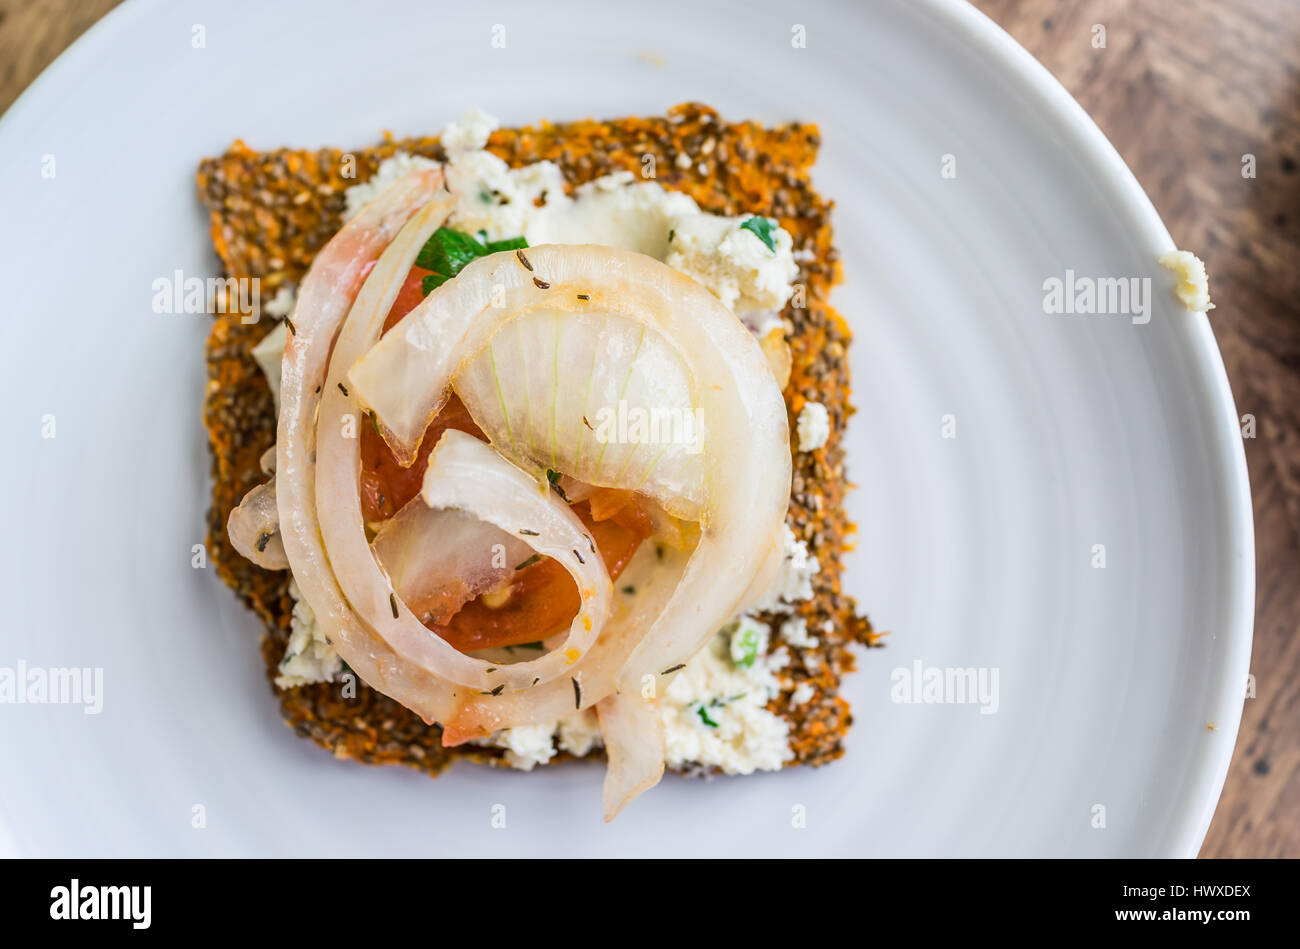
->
[0,0,1252,857]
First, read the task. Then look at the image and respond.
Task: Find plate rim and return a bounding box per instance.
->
[0,0,1255,858]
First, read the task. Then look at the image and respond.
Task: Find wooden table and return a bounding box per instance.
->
[3,0,1293,858]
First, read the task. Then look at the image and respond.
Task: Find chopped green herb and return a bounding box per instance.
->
[389,593,400,619]
[621,585,636,595]
[485,236,528,253]
[255,532,270,553]
[739,215,779,253]
[661,663,686,675]
[416,226,528,295]
[572,677,582,709]
[696,704,719,728]
[515,554,542,571]
[727,617,765,669]
[546,468,569,501]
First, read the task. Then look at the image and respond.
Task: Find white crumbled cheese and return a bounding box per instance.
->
[796,401,831,452]
[342,109,799,316]
[494,723,558,771]
[342,152,441,220]
[556,709,604,757]
[791,682,816,705]
[440,106,499,155]
[666,213,798,313]
[1159,250,1214,312]
[484,625,796,776]
[251,322,287,409]
[262,284,296,319]
[444,147,568,242]
[474,708,602,767]
[275,580,343,688]
[660,631,793,775]
[780,616,818,648]
[749,524,820,613]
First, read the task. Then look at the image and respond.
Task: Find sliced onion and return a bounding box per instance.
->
[274,167,463,726]
[440,509,692,744]
[349,245,790,729]
[227,473,287,570]
[371,499,530,625]
[315,213,611,693]
[595,692,665,822]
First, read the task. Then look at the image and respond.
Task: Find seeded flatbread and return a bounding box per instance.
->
[197,101,878,777]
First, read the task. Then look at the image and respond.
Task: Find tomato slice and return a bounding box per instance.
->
[435,498,651,653]
[360,264,653,654]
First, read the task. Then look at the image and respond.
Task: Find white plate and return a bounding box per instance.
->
[0,0,1253,857]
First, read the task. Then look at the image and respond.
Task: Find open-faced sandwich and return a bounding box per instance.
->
[199,103,878,819]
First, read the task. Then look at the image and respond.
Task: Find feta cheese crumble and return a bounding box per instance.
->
[795,401,831,452]
[665,213,798,313]
[251,322,287,410]
[275,580,343,688]
[1159,250,1214,312]
[749,525,821,613]
[660,626,793,775]
[342,108,800,317]
[780,616,818,649]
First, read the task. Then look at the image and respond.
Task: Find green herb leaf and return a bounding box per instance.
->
[545,468,569,501]
[728,618,764,669]
[739,216,779,253]
[485,236,528,253]
[696,704,719,728]
[416,226,486,274]
[415,227,529,296]
[621,585,636,595]
[515,554,542,571]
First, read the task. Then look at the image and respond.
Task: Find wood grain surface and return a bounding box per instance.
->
[1,0,1293,858]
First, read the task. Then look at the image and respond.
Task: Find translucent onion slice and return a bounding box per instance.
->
[348,245,791,716]
[419,429,613,688]
[315,213,610,693]
[371,499,531,625]
[452,307,705,520]
[274,168,462,726]
[227,474,288,570]
[440,507,692,744]
[595,693,666,822]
